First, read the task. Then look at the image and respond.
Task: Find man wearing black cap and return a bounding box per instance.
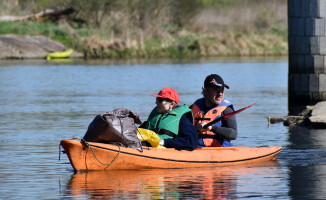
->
[191,74,238,147]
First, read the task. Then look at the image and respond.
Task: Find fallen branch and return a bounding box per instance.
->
[0,7,75,22]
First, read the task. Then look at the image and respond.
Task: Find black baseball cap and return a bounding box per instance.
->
[204,74,229,89]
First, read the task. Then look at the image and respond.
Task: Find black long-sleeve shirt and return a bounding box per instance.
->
[211,107,238,140]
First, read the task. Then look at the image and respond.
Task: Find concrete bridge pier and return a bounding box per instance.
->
[288,0,326,115]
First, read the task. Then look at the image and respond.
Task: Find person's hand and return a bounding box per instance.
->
[197,122,212,132]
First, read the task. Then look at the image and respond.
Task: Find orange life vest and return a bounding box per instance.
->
[192,98,233,147]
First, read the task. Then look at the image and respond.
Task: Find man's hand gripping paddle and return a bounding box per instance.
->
[203,102,256,129]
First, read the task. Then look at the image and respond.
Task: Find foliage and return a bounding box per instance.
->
[1,0,288,58]
[0,21,79,47]
[255,8,275,29]
[17,0,202,30]
[0,21,53,35]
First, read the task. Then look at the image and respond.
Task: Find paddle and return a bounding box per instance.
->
[203,102,256,129]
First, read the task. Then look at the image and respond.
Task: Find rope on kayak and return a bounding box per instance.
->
[136,126,145,140]
[136,126,150,150]
[81,139,121,166]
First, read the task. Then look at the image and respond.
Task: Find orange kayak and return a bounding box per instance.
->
[60,139,282,171]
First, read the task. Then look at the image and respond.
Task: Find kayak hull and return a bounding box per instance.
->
[60,139,282,171]
[46,49,73,60]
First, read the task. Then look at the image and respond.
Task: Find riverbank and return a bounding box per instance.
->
[0,32,288,60]
[0,34,83,59]
[0,1,288,59]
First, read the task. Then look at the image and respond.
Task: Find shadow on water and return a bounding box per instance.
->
[285,126,326,200]
[61,162,283,199]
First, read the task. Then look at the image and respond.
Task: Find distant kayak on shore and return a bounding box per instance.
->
[46,49,73,60]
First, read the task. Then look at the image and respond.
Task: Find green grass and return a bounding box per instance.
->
[0,18,288,58]
[0,21,57,36]
[0,21,83,48]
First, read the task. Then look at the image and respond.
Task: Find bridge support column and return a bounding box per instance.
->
[288,0,326,114]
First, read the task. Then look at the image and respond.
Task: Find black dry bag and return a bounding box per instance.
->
[83,108,143,152]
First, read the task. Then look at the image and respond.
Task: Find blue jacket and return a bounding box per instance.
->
[163,114,198,150]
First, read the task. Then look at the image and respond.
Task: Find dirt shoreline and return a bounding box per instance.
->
[0,34,83,59]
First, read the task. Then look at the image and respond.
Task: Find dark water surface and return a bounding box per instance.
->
[0,58,326,199]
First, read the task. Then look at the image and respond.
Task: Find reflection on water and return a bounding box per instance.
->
[63,162,284,199]
[286,127,326,200]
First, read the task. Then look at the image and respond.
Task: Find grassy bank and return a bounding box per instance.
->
[0,0,288,59]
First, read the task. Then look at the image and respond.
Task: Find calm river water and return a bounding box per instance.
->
[0,58,326,199]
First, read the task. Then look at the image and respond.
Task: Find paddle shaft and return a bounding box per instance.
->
[202,103,256,129]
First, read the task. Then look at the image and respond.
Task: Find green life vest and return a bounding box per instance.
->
[144,105,193,140]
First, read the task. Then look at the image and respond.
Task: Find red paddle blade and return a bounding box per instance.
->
[223,102,256,119]
[202,102,256,129]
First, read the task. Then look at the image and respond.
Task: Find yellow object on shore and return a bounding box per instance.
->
[137,128,165,148]
[46,49,73,60]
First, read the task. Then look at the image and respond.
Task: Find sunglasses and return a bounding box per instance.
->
[156,97,172,103]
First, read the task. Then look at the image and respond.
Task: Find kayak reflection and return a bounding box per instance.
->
[64,162,280,199]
